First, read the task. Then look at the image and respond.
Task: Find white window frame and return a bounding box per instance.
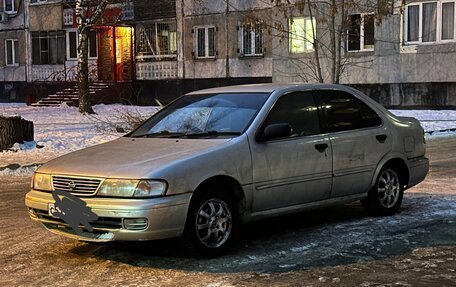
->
[121,0,134,21]
[66,29,98,60]
[4,0,17,14]
[238,20,264,57]
[347,13,375,52]
[63,9,74,26]
[5,39,19,66]
[136,21,177,60]
[193,25,216,59]
[404,1,456,45]
[289,17,316,54]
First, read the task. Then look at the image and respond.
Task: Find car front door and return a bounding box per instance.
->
[250,91,333,212]
[315,89,391,198]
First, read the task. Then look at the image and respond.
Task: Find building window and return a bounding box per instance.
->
[289,17,316,53]
[5,39,19,66]
[67,30,98,60]
[347,14,375,51]
[136,22,177,60]
[63,9,74,26]
[31,31,66,65]
[4,0,17,13]
[121,0,134,21]
[404,1,456,44]
[193,26,216,59]
[238,21,263,57]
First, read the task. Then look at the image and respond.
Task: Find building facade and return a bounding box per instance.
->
[1,0,455,107]
[272,0,456,107]
[0,0,28,101]
[133,0,273,105]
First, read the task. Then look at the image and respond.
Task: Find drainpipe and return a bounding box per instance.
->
[24,0,31,84]
[113,26,117,82]
[179,0,185,80]
[225,0,229,78]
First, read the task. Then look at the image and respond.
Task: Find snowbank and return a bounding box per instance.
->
[0,103,158,172]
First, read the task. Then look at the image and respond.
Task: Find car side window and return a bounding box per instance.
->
[356,98,382,128]
[315,90,363,133]
[261,91,321,138]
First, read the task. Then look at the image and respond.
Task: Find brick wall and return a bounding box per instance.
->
[134,0,176,21]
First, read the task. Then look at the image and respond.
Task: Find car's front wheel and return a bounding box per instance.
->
[361,166,404,216]
[184,190,239,256]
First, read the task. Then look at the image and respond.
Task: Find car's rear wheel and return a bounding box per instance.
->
[184,190,240,256]
[361,166,404,216]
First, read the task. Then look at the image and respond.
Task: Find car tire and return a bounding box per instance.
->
[184,189,240,257]
[361,166,404,216]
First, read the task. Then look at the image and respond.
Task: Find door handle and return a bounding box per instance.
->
[315,143,328,152]
[376,134,387,143]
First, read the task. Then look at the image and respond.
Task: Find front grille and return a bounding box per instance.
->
[52,176,102,196]
[31,208,123,231]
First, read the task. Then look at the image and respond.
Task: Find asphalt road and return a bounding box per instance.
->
[0,137,455,286]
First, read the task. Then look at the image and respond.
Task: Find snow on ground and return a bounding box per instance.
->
[0,103,455,176]
[0,103,159,169]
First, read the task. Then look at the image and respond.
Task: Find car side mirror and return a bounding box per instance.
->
[261,123,292,141]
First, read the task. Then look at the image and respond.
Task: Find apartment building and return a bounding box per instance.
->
[1,0,455,107]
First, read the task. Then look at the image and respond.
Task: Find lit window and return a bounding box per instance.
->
[194,26,216,59]
[404,1,456,44]
[239,21,263,56]
[5,39,19,66]
[347,14,375,51]
[289,17,316,53]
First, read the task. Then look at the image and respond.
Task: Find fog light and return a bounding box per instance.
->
[123,218,148,230]
[28,208,37,218]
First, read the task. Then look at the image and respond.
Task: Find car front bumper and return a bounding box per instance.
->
[25,189,192,242]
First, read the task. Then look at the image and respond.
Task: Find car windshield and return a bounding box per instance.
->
[129,93,270,138]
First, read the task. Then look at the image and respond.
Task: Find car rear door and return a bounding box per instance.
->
[315,89,391,198]
[250,91,333,212]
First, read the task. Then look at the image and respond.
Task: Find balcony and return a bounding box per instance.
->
[136,61,178,80]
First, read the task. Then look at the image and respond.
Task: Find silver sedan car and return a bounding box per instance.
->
[25,84,429,256]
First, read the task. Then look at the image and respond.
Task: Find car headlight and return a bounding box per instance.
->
[97,179,167,198]
[33,173,52,191]
[133,180,167,198]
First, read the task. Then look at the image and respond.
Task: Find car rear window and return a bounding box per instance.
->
[316,90,363,133]
[316,90,382,133]
[356,98,382,128]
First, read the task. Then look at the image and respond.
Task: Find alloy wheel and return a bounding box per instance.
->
[195,198,232,248]
[377,169,400,209]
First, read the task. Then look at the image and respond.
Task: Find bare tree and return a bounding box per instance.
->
[204,0,392,84]
[75,0,109,114]
[270,0,392,83]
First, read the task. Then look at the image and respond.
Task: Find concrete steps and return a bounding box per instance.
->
[31,82,114,107]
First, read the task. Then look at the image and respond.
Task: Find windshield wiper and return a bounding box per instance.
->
[133,130,241,138]
[184,131,242,138]
[134,130,187,138]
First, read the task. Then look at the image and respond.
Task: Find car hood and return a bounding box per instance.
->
[37,137,233,179]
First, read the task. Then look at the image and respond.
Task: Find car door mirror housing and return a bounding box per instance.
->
[260,123,292,141]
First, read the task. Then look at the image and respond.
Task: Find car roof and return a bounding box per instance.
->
[185,83,350,95]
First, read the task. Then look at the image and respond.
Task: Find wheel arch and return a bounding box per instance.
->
[189,175,246,217]
[371,154,410,190]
